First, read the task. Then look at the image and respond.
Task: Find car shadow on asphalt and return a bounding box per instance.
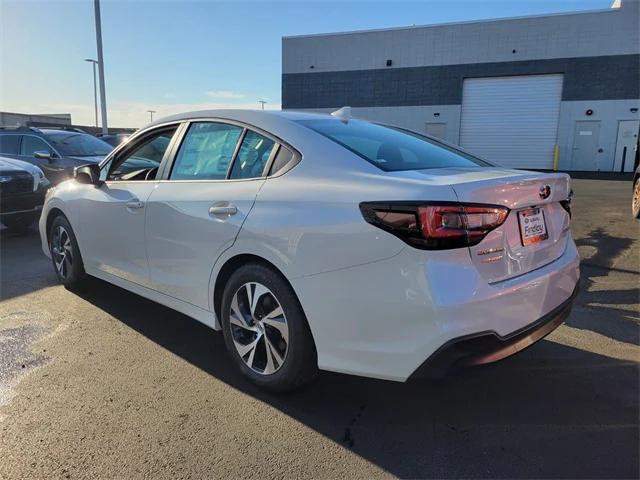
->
[75,276,639,479]
[0,227,58,302]
[573,227,640,345]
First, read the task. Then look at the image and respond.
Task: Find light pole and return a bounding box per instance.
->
[258,100,267,110]
[94,0,108,134]
[147,110,156,122]
[84,59,99,128]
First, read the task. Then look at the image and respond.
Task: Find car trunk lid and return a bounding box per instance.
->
[386,167,572,283]
[451,169,571,283]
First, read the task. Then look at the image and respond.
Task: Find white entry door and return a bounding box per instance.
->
[613,120,639,172]
[571,121,601,171]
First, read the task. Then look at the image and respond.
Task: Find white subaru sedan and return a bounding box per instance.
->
[39,109,579,391]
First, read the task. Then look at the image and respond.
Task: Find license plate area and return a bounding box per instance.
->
[517,207,548,246]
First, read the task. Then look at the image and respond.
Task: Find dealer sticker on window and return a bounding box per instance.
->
[517,207,548,246]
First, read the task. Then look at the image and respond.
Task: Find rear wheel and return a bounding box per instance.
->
[48,215,86,290]
[632,178,640,219]
[220,263,317,392]
[1,213,37,232]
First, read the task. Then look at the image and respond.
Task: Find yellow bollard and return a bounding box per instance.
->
[553,144,560,171]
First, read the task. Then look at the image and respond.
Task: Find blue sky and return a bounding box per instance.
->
[1,0,613,127]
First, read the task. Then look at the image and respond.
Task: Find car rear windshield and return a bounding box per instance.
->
[297,119,490,171]
[46,133,112,157]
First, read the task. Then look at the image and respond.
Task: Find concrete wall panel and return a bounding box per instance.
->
[283,3,639,73]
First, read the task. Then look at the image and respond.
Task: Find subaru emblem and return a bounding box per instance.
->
[539,185,551,200]
[0,176,12,183]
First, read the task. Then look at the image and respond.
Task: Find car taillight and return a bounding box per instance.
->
[560,189,573,218]
[360,202,509,250]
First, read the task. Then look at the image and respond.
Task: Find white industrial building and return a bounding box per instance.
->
[282,1,640,172]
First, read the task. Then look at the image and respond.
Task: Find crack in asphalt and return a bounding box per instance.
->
[342,404,366,448]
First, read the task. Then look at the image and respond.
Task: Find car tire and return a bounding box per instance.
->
[633,177,640,219]
[220,263,318,392]
[48,215,87,290]
[2,213,37,232]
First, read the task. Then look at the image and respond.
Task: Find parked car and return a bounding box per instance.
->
[38,109,580,391]
[96,133,130,148]
[0,127,112,185]
[633,165,640,218]
[0,155,50,231]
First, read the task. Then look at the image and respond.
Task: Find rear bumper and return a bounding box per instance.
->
[293,236,580,382]
[409,283,577,379]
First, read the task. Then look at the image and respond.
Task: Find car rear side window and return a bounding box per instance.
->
[21,136,52,156]
[229,131,276,180]
[170,122,243,180]
[297,119,490,171]
[0,135,21,155]
[268,145,298,176]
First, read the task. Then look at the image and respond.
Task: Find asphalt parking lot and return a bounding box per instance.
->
[0,177,638,479]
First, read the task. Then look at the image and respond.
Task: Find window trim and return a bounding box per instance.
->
[97,116,303,184]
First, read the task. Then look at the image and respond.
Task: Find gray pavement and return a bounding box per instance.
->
[0,178,638,479]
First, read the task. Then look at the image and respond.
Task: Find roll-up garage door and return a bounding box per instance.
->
[459,74,563,169]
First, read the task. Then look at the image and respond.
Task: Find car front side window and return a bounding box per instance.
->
[107,127,177,181]
[170,122,243,180]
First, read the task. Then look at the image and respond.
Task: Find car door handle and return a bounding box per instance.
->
[126,200,144,209]
[208,203,237,218]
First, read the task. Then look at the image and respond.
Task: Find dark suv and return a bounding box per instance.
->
[0,127,112,184]
[0,155,50,231]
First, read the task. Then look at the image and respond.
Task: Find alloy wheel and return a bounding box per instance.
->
[633,181,640,216]
[51,225,73,280]
[229,282,289,375]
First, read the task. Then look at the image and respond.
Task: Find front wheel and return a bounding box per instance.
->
[633,178,640,219]
[221,263,318,392]
[48,215,86,290]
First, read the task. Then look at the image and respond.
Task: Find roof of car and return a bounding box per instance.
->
[0,127,41,135]
[0,128,88,137]
[38,129,85,136]
[147,109,334,130]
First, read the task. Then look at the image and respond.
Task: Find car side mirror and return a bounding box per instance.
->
[74,164,102,186]
[34,150,53,161]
